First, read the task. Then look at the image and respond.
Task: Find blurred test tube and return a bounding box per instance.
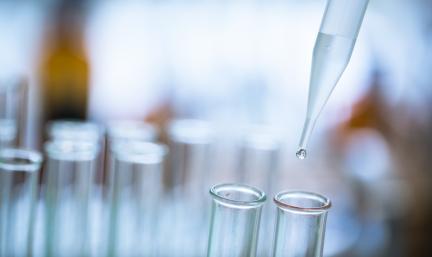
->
[105,120,158,188]
[165,119,215,257]
[42,140,99,257]
[107,141,167,257]
[0,148,42,257]
[237,126,282,257]
[0,78,27,148]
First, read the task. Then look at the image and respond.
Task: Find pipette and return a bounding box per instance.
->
[297,0,369,159]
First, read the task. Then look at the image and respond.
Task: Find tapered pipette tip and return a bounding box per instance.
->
[296,148,307,160]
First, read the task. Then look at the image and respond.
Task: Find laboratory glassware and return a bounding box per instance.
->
[46,120,103,143]
[297,0,370,158]
[206,183,266,257]
[165,119,214,257]
[43,140,99,257]
[0,78,27,148]
[107,141,167,257]
[0,148,42,257]
[271,191,331,257]
[237,127,281,257]
[106,120,157,144]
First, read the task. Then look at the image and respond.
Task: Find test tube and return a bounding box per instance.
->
[165,119,214,257]
[0,148,42,257]
[271,191,331,257]
[206,183,266,257]
[106,141,167,257]
[297,0,369,158]
[0,78,27,147]
[43,140,99,257]
[237,127,281,257]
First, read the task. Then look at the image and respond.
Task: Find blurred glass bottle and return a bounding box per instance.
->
[38,0,89,125]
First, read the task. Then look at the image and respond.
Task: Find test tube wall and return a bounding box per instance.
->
[271,191,331,257]
[106,141,167,257]
[206,183,266,257]
[0,78,27,148]
[237,127,281,257]
[0,148,42,257]
[164,119,214,257]
[42,140,99,257]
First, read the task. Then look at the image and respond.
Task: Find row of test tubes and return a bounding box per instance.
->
[0,78,331,257]
[0,118,287,257]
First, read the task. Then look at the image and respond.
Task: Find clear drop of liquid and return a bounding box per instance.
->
[296,149,307,160]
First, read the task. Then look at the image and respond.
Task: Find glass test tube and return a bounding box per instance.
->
[297,0,369,158]
[107,141,167,257]
[105,121,158,190]
[237,128,281,257]
[165,119,214,257]
[43,140,99,257]
[206,183,266,257]
[0,148,42,257]
[271,191,331,257]
[0,78,27,148]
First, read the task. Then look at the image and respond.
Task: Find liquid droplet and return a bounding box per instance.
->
[296,149,307,160]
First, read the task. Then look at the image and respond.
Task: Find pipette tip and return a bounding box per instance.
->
[296,149,307,160]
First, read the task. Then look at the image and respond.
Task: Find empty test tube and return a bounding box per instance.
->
[166,119,214,257]
[0,148,42,257]
[271,191,331,257]
[206,183,266,257]
[107,141,167,257]
[0,78,27,147]
[237,127,281,257]
[43,140,99,257]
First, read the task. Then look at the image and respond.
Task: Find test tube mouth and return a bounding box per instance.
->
[210,183,266,209]
[45,140,100,161]
[274,191,331,214]
[47,120,103,142]
[107,120,157,142]
[111,141,168,164]
[0,148,43,172]
[168,119,214,144]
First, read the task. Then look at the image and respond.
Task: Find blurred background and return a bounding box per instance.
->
[1,0,432,256]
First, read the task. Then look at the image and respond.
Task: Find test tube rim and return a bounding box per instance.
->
[168,119,214,145]
[210,183,266,208]
[46,120,103,142]
[274,190,331,214]
[0,148,43,173]
[107,120,158,142]
[111,141,168,164]
[44,140,100,161]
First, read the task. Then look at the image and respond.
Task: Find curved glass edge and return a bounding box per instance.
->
[45,140,100,161]
[274,190,331,214]
[111,141,168,164]
[0,148,43,172]
[210,183,266,209]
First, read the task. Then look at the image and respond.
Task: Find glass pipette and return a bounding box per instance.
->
[297,0,369,159]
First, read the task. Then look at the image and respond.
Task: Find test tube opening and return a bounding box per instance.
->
[0,148,43,172]
[210,183,266,209]
[111,141,167,164]
[45,140,100,161]
[274,191,331,214]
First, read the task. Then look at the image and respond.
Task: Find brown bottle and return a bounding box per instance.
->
[38,0,89,124]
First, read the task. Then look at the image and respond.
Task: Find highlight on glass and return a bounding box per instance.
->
[0,148,42,257]
[271,191,331,257]
[206,183,266,257]
[42,140,100,257]
[0,78,28,148]
[106,141,167,257]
